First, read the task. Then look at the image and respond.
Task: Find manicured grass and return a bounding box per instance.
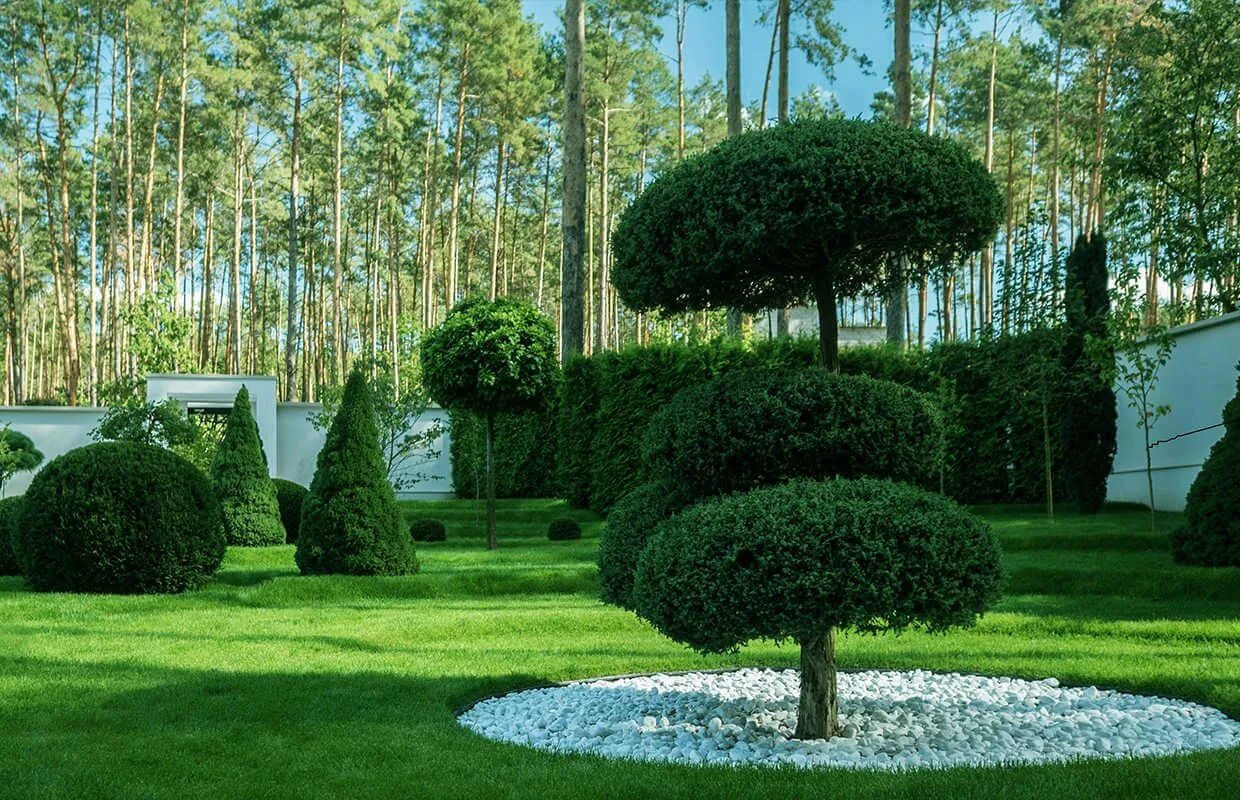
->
[0,500,1237,799]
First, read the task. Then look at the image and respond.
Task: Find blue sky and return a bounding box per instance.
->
[521,1,919,118]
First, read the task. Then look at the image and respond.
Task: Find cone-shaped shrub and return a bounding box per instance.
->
[0,496,23,575]
[1171,363,1240,566]
[296,369,418,575]
[210,387,284,546]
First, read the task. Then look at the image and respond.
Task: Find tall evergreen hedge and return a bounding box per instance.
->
[296,369,418,576]
[1171,364,1240,566]
[210,386,284,546]
[449,407,558,499]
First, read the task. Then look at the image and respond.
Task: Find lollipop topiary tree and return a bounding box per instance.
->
[421,297,559,550]
[210,387,284,546]
[611,118,1002,370]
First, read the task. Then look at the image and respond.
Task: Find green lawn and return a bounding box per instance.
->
[1,500,1237,799]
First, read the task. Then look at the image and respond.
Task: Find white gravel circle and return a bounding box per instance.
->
[458,669,1240,770]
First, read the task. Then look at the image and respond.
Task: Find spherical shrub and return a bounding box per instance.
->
[211,387,284,546]
[548,517,581,541]
[632,478,1002,738]
[644,368,943,506]
[12,442,225,593]
[273,478,308,544]
[1171,363,1240,566]
[0,496,23,575]
[598,481,685,610]
[410,518,447,542]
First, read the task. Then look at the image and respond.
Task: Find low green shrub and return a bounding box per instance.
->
[1172,364,1240,566]
[11,442,225,593]
[598,481,685,610]
[547,517,581,541]
[410,518,447,542]
[0,496,23,575]
[273,479,308,544]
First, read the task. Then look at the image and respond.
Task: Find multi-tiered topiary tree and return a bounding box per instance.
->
[210,387,284,546]
[421,297,559,550]
[0,427,43,496]
[296,369,418,576]
[1171,363,1240,566]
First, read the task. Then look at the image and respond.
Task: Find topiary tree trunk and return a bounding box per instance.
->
[795,629,839,739]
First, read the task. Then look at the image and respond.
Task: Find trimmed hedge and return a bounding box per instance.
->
[11,442,225,593]
[450,408,558,499]
[556,357,599,508]
[273,478,307,544]
[0,496,23,575]
[547,517,581,541]
[1171,363,1240,566]
[211,387,284,546]
[598,481,685,610]
[410,518,447,542]
[645,368,943,506]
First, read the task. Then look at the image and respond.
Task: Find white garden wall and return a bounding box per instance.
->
[1107,310,1240,511]
[0,375,453,500]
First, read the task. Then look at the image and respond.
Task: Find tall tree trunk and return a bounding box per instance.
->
[229,107,244,374]
[446,44,471,310]
[561,0,586,362]
[775,0,791,337]
[536,121,552,310]
[598,105,611,349]
[675,0,687,160]
[139,74,167,290]
[724,0,745,338]
[1049,23,1063,316]
[794,630,838,740]
[332,2,347,382]
[286,69,302,399]
[8,16,26,402]
[87,12,102,404]
[489,136,505,300]
[813,274,839,372]
[979,9,999,331]
[886,0,912,348]
[173,1,189,322]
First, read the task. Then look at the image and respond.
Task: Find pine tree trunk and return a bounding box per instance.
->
[286,69,302,400]
[794,630,838,740]
[560,0,586,362]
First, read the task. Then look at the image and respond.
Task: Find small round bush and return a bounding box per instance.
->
[598,481,684,610]
[644,368,943,506]
[0,496,24,575]
[273,479,308,544]
[410,518,447,542]
[548,517,581,541]
[1171,363,1240,566]
[12,442,226,594]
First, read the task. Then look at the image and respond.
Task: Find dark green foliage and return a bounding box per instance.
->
[0,496,23,575]
[612,118,1002,366]
[273,479,307,544]
[646,368,943,506]
[1060,233,1117,512]
[11,442,225,593]
[450,408,558,499]
[555,357,599,508]
[421,297,560,418]
[409,518,447,542]
[296,369,419,576]
[598,481,685,610]
[1171,364,1240,566]
[210,387,284,546]
[547,517,581,541]
[632,478,1003,654]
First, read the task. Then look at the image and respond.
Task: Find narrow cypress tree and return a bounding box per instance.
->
[1171,364,1240,566]
[296,369,418,575]
[1059,232,1117,513]
[210,387,284,546]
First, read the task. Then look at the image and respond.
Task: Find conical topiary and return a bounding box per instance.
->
[296,368,418,575]
[210,386,285,546]
[1171,363,1240,566]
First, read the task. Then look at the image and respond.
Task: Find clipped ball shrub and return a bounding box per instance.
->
[598,481,685,610]
[211,387,284,546]
[11,442,225,593]
[645,368,944,506]
[633,478,1002,738]
[296,369,419,576]
[0,496,23,575]
[273,478,308,544]
[1171,364,1240,566]
[410,518,447,542]
[547,517,582,541]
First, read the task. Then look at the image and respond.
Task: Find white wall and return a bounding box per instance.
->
[147,374,279,475]
[0,407,103,497]
[1107,310,1240,511]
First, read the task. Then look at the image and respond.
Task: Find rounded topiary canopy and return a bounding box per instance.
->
[1172,363,1240,566]
[644,368,943,506]
[597,481,685,611]
[12,442,225,593]
[612,118,1003,369]
[633,477,1002,738]
[296,369,419,576]
[211,387,284,546]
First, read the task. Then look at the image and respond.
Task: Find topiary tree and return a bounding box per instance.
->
[0,496,24,575]
[611,118,1003,370]
[421,297,559,550]
[633,478,1002,740]
[273,478,308,544]
[598,481,684,610]
[1171,363,1240,566]
[296,369,418,576]
[11,442,225,593]
[1059,232,1117,513]
[0,427,43,495]
[210,387,284,546]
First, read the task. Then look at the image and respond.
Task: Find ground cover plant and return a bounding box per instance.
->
[0,500,1235,799]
